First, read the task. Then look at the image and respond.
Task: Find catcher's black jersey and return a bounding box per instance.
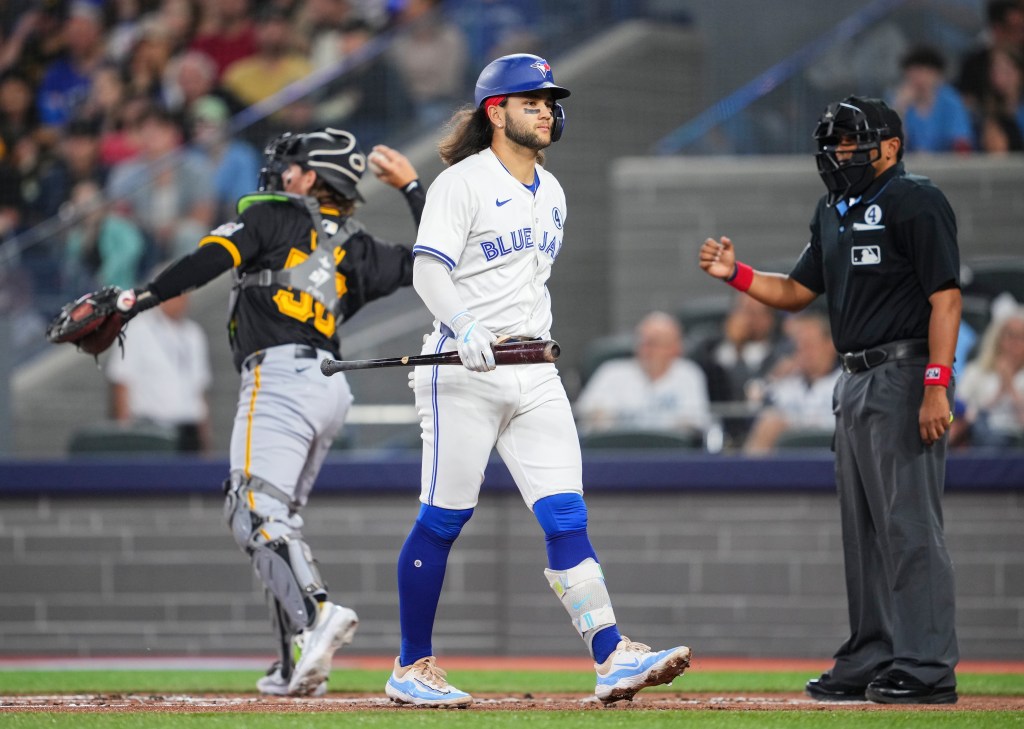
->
[150,191,421,371]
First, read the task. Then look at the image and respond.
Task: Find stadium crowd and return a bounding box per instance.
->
[0,0,1021,454]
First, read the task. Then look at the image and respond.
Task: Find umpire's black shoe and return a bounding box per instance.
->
[805,672,867,701]
[865,670,958,705]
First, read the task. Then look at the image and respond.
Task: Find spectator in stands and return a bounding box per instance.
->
[390,0,469,125]
[162,50,243,122]
[890,45,975,152]
[222,5,312,109]
[956,0,1024,113]
[976,47,1024,152]
[188,94,260,220]
[300,0,358,71]
[106,104,215,260]
[0,70,38,152]
[105,0,146,63]
[315,17,415,145]
[575,311,711,438]
[9,131,55,229]
[958,299,1024,448]
[445,0,542,72]
[123,15,177,102]
[152,0,201,57]
[61,178,145,291]
[35,0,107,145]
[35,118,108,225]
[97,92,148,166]
[743,311,841,453]
[0,2,65,80]
[0,155,24,242]
[189,0,258,80]
[692,293,783,447]
[106,286,212,453]
[76,62,127,142]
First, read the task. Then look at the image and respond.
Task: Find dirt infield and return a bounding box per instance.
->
[2,693,1022,713]
[2,657,1020,713]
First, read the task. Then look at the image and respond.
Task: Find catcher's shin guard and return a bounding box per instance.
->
[269,593,298,678]
[544,558,617,653]
[224,472,326,633]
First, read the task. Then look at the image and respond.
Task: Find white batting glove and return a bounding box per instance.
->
[451,312,497,372]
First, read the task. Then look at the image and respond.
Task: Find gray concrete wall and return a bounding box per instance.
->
[1,489,1021,660]
[608,154,1024,335]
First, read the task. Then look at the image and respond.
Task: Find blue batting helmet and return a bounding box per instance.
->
[473,53,571,107]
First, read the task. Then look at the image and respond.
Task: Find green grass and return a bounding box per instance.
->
[0,668,1021,696]
[1,669,1020,729]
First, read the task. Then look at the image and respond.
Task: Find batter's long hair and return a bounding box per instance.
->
[438,104,545,167]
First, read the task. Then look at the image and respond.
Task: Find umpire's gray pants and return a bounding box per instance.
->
[830,357,959,690]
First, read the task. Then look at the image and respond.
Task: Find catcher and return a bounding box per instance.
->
[48,128,425,697]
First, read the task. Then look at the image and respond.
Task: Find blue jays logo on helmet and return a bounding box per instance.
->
[474,53,571,107]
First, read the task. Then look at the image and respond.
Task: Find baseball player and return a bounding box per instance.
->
[384,54,691,709]
[112,128,425,696]
[699,97,961,704]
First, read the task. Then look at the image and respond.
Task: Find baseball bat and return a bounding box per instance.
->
[320,339,560,376]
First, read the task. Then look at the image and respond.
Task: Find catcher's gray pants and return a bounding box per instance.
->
[829,356,959,690]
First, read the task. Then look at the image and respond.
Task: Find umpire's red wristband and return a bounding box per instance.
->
[924,363,952,387]
[725,261,754,292]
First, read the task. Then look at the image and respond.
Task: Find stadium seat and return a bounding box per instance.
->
[675,294,733,346]
[962,259,1024,303]
[67,421,179,455]
[579,428,705,451]
[773,427,834,450]
[579,333,634,387]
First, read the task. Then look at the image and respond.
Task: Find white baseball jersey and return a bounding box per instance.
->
[412,147,566,338]
[410,147,581,510]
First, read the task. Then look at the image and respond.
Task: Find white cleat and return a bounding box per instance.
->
[385,656,473,708]
[287,602,359,696]
[594,637,691,704]
[257,661,328,697]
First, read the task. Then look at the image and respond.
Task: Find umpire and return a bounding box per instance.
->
[698,96,961,704]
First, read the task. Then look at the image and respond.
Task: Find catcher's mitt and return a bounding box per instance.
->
[46,285,126,356]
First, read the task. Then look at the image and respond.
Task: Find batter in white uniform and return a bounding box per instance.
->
[384,53,692,709]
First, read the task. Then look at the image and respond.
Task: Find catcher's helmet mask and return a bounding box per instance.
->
[813,96,902,206]
[475,54,570,142]
[259,128,366,202]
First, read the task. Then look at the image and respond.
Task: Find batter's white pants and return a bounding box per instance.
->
[413,331,584,510]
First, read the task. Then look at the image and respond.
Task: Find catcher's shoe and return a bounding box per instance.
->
[287,602,359,696]
[385,656,473,708]
[594,637,691,704]
[257,661,328,697]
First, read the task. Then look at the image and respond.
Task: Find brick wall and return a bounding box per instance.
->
[1,489,1021,660]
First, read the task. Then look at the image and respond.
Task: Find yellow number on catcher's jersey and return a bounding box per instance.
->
[271,245,347,337]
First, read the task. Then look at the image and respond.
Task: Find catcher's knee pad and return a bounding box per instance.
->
[544,557,616,652]
[223,471,324,632]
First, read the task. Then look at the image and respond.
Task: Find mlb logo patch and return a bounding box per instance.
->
[852,246,881,265]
